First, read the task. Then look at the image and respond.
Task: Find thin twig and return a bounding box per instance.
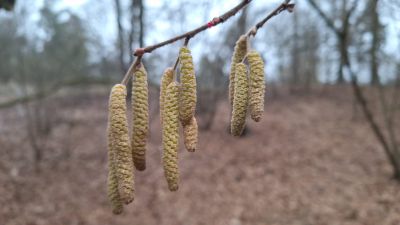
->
[121,56,142,85]
[241,53,249,64]
[133,0,253,56]
[184,37,190,46]
[246,0,295,37]
[173,56,179,71]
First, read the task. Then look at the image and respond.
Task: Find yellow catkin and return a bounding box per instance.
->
[162,81,180,191]
[183,117,198,152]
[229,35,248,106]
[107,129,123,214]
[231,63,249,136]
[131,64,149,171]
[179,47,197,125]
[248,51,265,122]
[160,67,174,126]
[108,84,134,204]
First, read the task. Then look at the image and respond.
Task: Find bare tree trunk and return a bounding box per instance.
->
[138,0,144,47]
[129,0,145,61]
[337,37,346,84]
[129,0,135,63]
[114,0,126,73]
[290,8,299,92]
[369,0,380,85]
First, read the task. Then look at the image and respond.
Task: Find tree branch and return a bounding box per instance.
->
[133,0,254,56]
[118,0,294,84]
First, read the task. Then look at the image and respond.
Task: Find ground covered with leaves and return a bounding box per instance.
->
[0,86,399,225]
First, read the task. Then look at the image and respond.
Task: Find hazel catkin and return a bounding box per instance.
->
[131,64,149,171]
[162,81,180,191]
[108,84,134,204]
[160,67,174,126]
[230,63,249,136]
[248,51,265,122]
[229,35,248,106]
[179,47,197,125]
[183,117,198,152]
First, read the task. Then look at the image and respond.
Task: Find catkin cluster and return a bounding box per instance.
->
[106,34,266,213]
[178,47,199,152]
[229,35,248,106]
[229,47,266,136]
[131,64,149,171]
[248,51,265,122]
[179,47,197,125]
[107,84,135,214]
[162,81,180,191]
[159,46,199,192]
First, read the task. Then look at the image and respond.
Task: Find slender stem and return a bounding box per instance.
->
[121,56,142,85]
[241,53,249,64]
[133,0,253,56]
[173,56,179,71]
[184,37,190,46]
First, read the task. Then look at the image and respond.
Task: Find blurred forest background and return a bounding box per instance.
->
[0,0,400,224]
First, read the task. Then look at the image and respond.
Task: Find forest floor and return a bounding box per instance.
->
[0,86,399,225]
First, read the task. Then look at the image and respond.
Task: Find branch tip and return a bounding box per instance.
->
[286,4,295,13]
[133,48,145,57]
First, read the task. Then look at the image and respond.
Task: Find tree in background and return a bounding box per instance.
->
[308,0,400,179]
[367,0,383,86]
[114,0,145,72]
[307,0,358,84]
[289,7,319,92]
[0,2,91,170]
[0,0,15,11]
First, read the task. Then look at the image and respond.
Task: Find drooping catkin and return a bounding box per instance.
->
[108,84,134,204]
[107,128,123,214]
[160,67,174,126]
[231,63,249,136]
[248,51,265,122]
[179,47,197,125]
[131,64,149,171]
[183,117,198,152]
[162,81,180,191]
[229,35,248,106]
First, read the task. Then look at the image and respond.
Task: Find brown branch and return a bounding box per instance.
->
[133,0,253,56]
[246,0,295,37]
